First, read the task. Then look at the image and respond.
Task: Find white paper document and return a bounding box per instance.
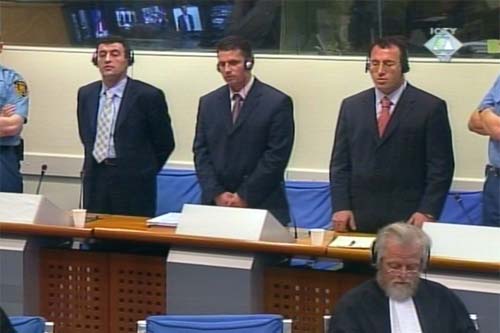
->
[329,235,375,248]
[147,212,182,227]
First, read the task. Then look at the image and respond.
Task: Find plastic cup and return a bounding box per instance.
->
[310,228,325,246]
[72,209,87,228]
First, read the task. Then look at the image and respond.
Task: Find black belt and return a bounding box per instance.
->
[486,165,500,177]
[101,158,118,166]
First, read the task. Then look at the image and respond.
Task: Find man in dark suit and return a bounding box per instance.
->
[77,36,175,217]
[329,36,454,233]
[177,5,195,32]
[193,35,294,225]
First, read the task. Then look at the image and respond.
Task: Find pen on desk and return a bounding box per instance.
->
[348,240,356,247]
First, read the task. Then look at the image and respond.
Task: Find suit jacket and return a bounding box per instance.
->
[193,78,294,224]
[177,14,195,32]
[77,78,175,215]
[329,279,476,333]
[330,84,454,232]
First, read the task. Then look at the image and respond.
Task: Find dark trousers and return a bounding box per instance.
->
[483,165,500,227]
[0,146,22,193]
[83,161,156,217]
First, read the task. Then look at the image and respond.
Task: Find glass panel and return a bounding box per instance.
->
[0,0,498,59]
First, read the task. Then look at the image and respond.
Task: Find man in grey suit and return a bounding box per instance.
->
[330,36,454,233]
[193,35,294,225]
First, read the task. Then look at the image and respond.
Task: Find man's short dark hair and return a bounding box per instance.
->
[216,35,253,60]
[368,36,410,73]
[95,36,132,60]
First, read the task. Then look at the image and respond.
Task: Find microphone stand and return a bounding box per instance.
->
[35,164,47,195]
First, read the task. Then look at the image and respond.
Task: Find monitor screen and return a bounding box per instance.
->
[173,5,202,32]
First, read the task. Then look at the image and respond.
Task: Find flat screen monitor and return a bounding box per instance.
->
[173,5,203,32]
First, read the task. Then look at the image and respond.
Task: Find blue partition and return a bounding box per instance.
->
[156,169,201,215]
[156,169,483,227]
[146,314,283,333]
[285,180,332,229]
[439,191,483,225]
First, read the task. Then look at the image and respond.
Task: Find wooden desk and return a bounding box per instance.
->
[89,216,332,257]
[2,216,499,333]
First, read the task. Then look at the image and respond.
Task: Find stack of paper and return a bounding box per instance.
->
[329,236,375,248]
[147,212,182,227]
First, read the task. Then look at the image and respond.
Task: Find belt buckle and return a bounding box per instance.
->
[103,159,117,166]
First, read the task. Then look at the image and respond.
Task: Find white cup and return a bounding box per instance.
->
[72,209,87,228]
[310,228,325,246]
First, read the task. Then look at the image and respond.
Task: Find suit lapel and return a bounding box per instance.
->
[115,78,136,132]
[217,87,233,134]
[89,83,102,140]
[378,84,415,146]
[362,88,379,142]
[231,79,262,134]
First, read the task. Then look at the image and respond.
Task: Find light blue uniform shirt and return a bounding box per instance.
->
[479,75,500,167]
[98,77,127,158]
[0,65,29,146]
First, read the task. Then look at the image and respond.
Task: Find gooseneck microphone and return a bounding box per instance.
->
[453,193,474,225]
[35,164,48,195]
[79,170,85,209]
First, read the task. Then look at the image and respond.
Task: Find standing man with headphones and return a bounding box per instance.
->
[193,35,294,225]
[77,36,175,217]
[329,36,454,233]
[329,222,476,332]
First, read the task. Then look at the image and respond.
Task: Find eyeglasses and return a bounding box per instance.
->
[368,60,400,71]
[217,60,243,70]
[385,263,421,276]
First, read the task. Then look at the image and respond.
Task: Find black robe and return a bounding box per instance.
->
[329,278,476,333]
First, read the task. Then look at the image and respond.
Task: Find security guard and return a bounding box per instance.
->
[0,39,29,193]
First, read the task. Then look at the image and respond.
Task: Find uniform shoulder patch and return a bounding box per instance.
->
[14,80,28,97]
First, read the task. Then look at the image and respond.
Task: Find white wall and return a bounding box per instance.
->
[1,46,498,208]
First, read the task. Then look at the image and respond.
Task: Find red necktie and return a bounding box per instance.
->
[232,93,243,124]
[378,96,392,137]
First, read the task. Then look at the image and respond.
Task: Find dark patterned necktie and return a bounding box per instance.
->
[232,93,243,124]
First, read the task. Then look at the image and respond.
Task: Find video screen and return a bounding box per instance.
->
[172,5,202,32]
[66,8,110,43]
[209,4,233,31]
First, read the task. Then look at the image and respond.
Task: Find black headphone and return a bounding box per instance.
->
[370,240,431,270]
[216,58,254,72]
[92,48,135,66]
[364,50,410,73]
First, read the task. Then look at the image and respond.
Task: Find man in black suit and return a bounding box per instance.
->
[329,223,475,332]
[177,5,195,32]
[77,36,174,217]
[193,35,294,225]
[329,36,454,233]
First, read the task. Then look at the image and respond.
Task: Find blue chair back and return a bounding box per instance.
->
[146,314,284,333]
[285,181,331,229]
[439,191,482,225]
[9,316,45,333]
[156,169,202,215]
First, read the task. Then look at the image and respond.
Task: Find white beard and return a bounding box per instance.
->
[377,272,420,301]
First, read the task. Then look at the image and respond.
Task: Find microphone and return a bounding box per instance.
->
[453,193,474,225]
[35,164,47,195]
[79,169,85,209]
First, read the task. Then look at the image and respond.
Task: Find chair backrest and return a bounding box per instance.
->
[143,314,286,333]
[9,316,52,333]
[285,181,332,229]
[156,169,202,215]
